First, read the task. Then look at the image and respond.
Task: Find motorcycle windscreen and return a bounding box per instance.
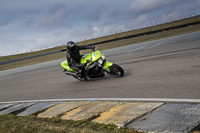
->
[92,50,101,62]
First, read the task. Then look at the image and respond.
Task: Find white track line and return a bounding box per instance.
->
[0,98,200,104]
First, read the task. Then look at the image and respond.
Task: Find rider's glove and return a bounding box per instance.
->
[92,46,95,52]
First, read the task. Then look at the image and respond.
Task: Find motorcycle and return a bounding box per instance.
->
[61,49,124,81]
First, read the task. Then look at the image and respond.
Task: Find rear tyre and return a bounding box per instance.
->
[107,64,124,77]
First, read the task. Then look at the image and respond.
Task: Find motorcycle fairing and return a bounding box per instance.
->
[61,50,113,72]
[61,60,75,72]
[80,50,101,63]
[103,61,113,72]
[80,54,92,64]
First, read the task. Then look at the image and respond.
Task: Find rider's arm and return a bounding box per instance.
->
[77,45,95,51]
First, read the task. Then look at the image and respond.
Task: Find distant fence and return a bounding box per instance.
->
[87,20,200,46]
[1,20,200,66]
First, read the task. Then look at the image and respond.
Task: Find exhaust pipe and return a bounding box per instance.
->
[64,71,77,76]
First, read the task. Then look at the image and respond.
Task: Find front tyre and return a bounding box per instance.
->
[108,64,124,77]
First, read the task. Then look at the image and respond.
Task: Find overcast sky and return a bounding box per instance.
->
[0,0,200,56]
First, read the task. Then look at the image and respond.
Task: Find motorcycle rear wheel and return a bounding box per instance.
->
[108,64,124,77]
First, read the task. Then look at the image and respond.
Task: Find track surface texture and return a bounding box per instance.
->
[0,31,200,102]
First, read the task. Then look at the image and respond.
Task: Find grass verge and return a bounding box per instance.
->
[0,114,144,133]
[191,124,200,133]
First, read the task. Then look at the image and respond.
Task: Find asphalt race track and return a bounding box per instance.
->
[0,31,200,102]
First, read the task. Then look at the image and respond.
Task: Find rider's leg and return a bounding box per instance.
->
[84,67,90,80]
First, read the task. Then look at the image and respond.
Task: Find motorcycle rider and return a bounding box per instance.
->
[64,41,95,80]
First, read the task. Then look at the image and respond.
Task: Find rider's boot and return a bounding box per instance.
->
[83,69,90,80]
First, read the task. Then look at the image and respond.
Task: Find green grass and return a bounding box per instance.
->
[0,15,200,71]
[0,114,144,133]
[191,124,200,133]
[0,46,65,62]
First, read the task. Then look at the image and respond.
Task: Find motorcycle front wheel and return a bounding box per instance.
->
[107,64,124,77]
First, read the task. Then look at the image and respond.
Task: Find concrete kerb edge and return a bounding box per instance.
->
[1,98,200,132]
[1,98,200,104]
[122,103,165,127]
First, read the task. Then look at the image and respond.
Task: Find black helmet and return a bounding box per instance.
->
[66,41,76,51]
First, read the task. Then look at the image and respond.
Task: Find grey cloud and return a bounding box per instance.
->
[108,8,126,22]
[110,9,121,17]
[38,3,68,28]
[52,31,64,38]
[130,0,180,13]
[86,5,107,21]
[49,3,66,13]
[123,14,148,29]
[1,0,199,56]
[0,20,11,27]
[69,23,117,40]
[38,3,86,29]
[23,17,36,26]
[70,25,94,38]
